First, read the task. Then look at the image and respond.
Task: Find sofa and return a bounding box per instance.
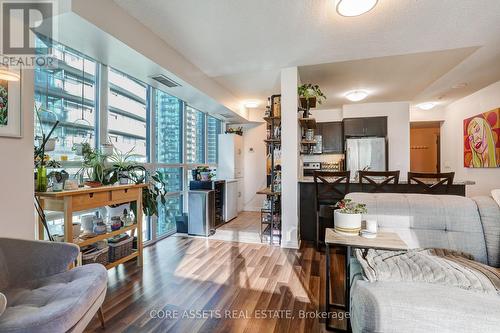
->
[345,193,500,333]
[0,238,108,333]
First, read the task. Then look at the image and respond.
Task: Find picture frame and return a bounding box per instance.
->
[463,108,500,168]
[0,64,22,138]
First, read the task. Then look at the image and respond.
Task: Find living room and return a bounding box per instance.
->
[0,1,499,332]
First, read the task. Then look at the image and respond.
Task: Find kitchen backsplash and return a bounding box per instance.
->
[302,153,344,164]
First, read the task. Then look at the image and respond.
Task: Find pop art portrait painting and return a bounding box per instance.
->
[464,108,500,168]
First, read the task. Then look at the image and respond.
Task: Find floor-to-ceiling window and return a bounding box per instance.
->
[35,38,97,161]
[107,68,148,162]
[154,89,184,237]
[34,37,224,245]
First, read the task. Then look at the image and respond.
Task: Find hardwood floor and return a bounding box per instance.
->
[85,236,344,333]
[210,211,262,244]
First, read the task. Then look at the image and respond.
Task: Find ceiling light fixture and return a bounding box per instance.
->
[417,102,436,110]
[345,90,369,102]
[244,100,260,108]
[0,68,20,81]
[336,0,378,17]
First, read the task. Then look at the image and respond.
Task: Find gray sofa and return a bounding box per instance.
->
[0,238,108,333]
[346,193,500,333]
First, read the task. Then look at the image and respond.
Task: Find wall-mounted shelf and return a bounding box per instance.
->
[264,116,281,124]
[265,138,281,144]
[298,118,316,129]
[301,140,317,145]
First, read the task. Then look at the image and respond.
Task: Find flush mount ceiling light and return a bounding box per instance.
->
[417,102,436,110]
[0,68,20,81]
[244,100,260,108]
[336,0,378,17]
[345,90,369,102]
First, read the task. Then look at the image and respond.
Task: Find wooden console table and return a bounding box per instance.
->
[35,183,146,269]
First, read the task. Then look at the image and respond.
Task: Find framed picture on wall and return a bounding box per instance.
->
[0,64,22,138]
[464,108,500,168]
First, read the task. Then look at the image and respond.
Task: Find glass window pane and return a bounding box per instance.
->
[185,106,205,164]
[158,167,183,193]
[34,37,97,161]
[155,90,182,164]
[157,195,182,237]
[207,116,221,164]
[107,68,147,162]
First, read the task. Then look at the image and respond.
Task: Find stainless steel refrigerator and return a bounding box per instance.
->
[345,137,386,175]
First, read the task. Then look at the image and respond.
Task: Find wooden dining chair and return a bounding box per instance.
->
[313,171,350,250]
[358,170,400,193]
[407,172,455,194]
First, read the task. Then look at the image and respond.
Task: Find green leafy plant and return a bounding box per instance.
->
[298,83,326,104]
[334,199,367,214]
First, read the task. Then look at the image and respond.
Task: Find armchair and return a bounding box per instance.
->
[0,238,107,333]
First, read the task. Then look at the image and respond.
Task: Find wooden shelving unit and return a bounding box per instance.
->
[260,94,282,246]
[298,117,317,129]
[36,183,146,269]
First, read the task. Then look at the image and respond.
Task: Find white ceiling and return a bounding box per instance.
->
[114,0,500,109]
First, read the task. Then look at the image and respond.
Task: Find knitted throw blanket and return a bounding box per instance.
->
[355,248,500,294]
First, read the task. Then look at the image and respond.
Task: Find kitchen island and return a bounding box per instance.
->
[299,178,475,241]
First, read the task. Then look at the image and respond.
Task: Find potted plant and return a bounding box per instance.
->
[34,108,60,192]
[197,166,212,181]
[333,199,367,236]
[108,147,140,185]
[298,83,327,117]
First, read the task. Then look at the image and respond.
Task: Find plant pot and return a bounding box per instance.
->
[334,210,362,236]
[200,172,211,181]
[101,144,114,156]
[45,138,56,152]
[299,97,317,110]
[73,143,83,156]
[119,171,129,185]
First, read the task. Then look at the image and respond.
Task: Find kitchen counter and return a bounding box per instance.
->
[298,177,476,185]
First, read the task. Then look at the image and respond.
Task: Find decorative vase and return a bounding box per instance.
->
[119,171,129,185]
[334,210,362,236]
[299,97,317,110]
[36,166,48,192]
[200,172,210,181]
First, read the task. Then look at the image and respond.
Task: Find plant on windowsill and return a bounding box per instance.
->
[77,143,168,217]
[333,199,367,236]
[298,83,327,118]
[225,127,243,136]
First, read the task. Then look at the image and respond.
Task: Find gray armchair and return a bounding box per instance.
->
[0,238,108,333]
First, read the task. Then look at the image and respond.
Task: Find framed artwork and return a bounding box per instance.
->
[464,108,500,168]
[0,65,22,138]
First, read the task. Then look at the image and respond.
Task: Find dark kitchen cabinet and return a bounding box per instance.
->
[317,121,343,153]
[343,116,387,137]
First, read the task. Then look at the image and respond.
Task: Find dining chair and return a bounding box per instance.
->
[359,170,400,193]
[313,171,350,250]
[407,172,455,194]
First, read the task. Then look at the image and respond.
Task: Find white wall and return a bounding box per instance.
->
[441,80,500,196]
[343,102,411,179]
[0,70,35,239]
[240,120,267,211]
[280,67,300,249]
[309,108,342,122]
[410,106,446,122]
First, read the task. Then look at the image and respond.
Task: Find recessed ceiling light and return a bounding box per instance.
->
[417,102,436,110]
[0,68,20,81]
[244,100,260,108]
[345,90,369,102]
[336,0,378,17]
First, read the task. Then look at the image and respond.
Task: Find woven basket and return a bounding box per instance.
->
[82,247,109,266]
[108,236,133,263]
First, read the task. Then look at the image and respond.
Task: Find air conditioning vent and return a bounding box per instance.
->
[151,74,181,88]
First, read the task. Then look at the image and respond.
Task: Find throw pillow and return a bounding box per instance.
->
[0,292,6,317]
[492,189,500,208]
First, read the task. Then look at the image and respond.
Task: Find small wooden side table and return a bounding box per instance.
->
[324,228,408,332]
[36,183,146,269]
